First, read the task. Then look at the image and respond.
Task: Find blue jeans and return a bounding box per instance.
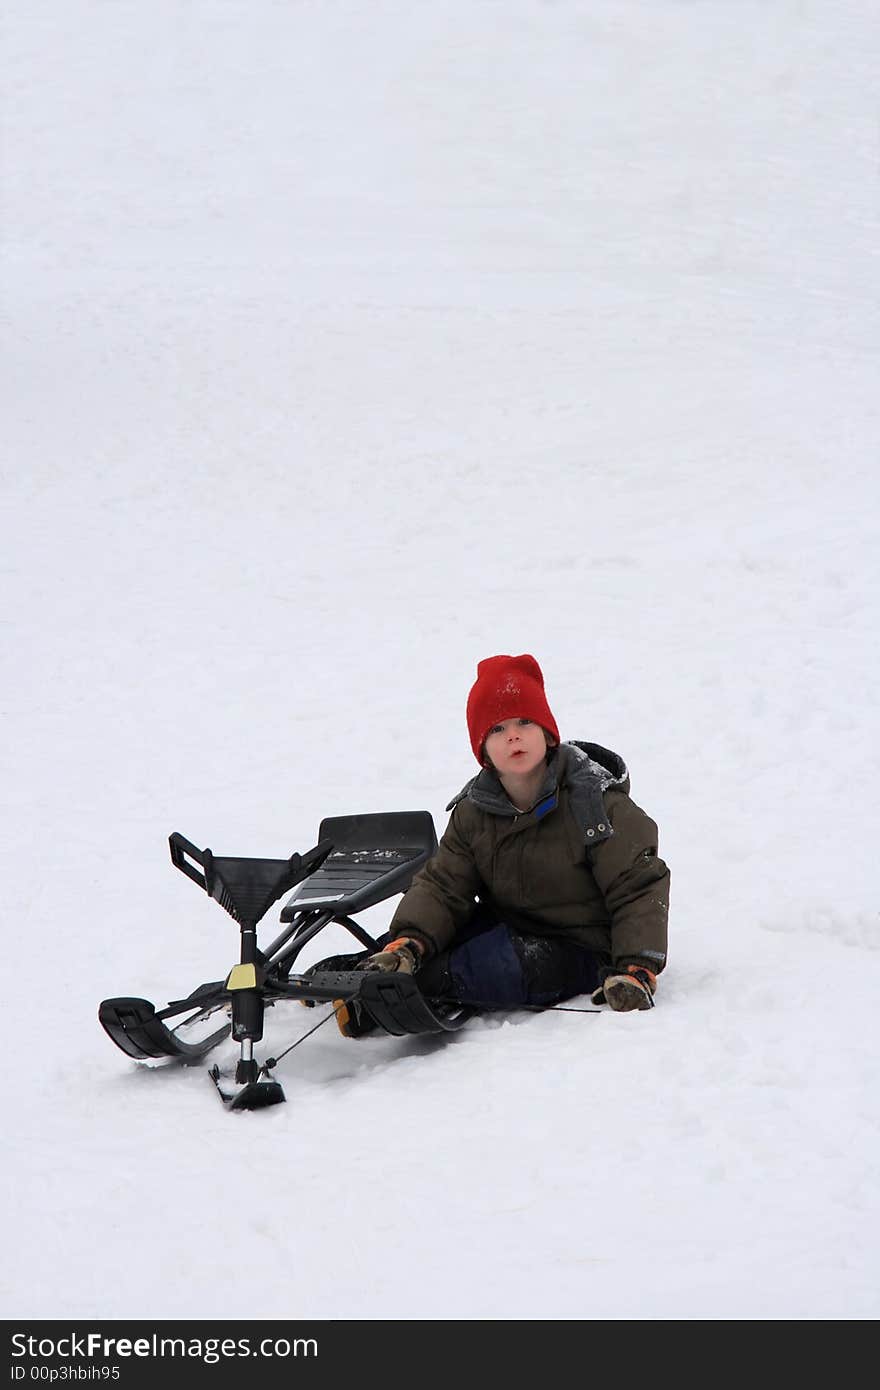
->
[414,911,601,1008]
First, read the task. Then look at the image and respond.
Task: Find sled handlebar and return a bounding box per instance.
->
[168,831,336,920]
[169,832,213,892]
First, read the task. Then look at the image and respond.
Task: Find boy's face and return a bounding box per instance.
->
[483,718,549,777]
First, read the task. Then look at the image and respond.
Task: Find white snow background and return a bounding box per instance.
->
[3,0,879,1322]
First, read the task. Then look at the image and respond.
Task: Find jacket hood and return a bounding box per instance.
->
[565,740,630,795]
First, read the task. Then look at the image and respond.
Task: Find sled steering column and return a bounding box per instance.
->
[168,831,333,1107]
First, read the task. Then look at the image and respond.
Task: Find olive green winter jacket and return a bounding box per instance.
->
[388,741,669,974]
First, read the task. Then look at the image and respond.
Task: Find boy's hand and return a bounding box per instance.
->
[591,964,656,1011]
[356,938,421,976]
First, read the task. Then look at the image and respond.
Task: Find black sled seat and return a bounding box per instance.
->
[278,811,438,919]
[276,812,473,1034]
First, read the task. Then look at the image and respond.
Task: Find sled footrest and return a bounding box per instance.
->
[98,997,231,1062]
[357,972,474,1037]
[279,969,472,1035]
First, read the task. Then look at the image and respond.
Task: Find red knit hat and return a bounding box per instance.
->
[466,654,560,763]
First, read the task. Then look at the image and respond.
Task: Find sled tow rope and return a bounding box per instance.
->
[257,990,600,1083]
[258,998,353,1077]
[434,996,602,1015]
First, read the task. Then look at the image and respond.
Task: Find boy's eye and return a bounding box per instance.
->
[489,719,531,736]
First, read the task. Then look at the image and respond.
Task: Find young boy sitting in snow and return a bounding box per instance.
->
[323,654,670,1036]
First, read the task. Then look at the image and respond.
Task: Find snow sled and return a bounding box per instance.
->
[98,812,474,1111]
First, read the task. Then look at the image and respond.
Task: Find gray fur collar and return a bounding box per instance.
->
[446,741,629,832]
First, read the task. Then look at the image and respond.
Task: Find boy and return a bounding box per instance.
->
[330,654,669,1034]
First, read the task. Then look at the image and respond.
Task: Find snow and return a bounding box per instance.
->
[3,0,879,1322]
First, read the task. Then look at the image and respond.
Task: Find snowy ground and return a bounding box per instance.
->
[3,0,879,1321]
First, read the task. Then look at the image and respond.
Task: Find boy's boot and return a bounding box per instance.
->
[333,997,378,1038]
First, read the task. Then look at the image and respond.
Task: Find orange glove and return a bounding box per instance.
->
[591,964,657,1011]
[356,937,422,976]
